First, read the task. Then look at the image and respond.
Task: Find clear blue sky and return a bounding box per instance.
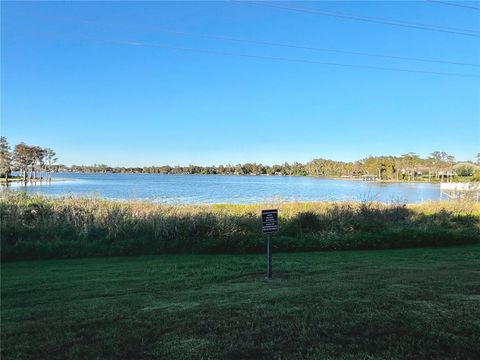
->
[2,1,479,166]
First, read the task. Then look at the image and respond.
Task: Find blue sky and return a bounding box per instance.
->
[2,1,479,166]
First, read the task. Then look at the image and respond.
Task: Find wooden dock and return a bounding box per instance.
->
[361,175,380,182]
[440,182,480,201]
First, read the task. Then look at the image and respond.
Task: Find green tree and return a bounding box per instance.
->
[34,146,46,180]
[429,151,445,180]
[44,148,57,181]
[13,143,32,181]
[0,137,12,181]
[445,154,455,182]
[401,153,420,181]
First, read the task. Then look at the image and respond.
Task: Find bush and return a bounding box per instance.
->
[1,193,479,260]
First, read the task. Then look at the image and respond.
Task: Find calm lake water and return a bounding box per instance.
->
[2,173,442,204]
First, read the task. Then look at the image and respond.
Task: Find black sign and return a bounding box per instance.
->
[262,209,278,233]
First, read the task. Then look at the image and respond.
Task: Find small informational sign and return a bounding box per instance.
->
[262,209,279,233]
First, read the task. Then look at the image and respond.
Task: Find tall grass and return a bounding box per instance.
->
[1,192,479,260]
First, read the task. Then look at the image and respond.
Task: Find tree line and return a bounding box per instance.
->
[62,154,479,181]
[0,137,57,182]
[1,136,479,182]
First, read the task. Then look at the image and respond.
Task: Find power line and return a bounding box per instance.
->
[241,1,480,35]
[13,12,480,67]
[91,37,480,78]
[238,1,480,37]
[426,0,480,11]
[131,28,480,67]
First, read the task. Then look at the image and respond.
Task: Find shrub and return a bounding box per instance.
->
[1,193,479,260]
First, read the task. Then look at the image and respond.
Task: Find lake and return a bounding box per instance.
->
[1,173,442,204]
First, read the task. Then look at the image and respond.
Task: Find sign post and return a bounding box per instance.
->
[267,233,272,279]
[262,209,278,279]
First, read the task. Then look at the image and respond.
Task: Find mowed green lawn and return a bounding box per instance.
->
[2,246,480,360]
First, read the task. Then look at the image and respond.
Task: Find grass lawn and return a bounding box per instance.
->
[2,245,480,359]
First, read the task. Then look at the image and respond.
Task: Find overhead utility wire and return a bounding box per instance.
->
[240,1,480,34]
[426,0,480,11]
[94,38,480,78]
[131,28,480,67]
[238,1,480,37]
[13,12,480,67]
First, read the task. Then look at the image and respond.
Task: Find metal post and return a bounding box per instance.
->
[267,233,272,279]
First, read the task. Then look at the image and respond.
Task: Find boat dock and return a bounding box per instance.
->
[440,182,480,201]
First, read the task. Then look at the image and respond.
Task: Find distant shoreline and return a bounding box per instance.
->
[45,171,457,184]
[4,172,472,187]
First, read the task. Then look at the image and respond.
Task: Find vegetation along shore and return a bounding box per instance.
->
[2,193,479,261]
[1,137,479,183]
